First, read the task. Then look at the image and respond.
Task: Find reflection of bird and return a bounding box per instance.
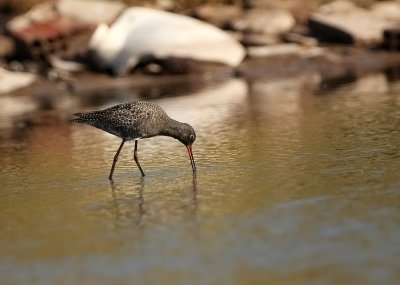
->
[71,101,196,179]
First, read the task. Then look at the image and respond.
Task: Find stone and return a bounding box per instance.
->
[319,0,362,14]
[283,33,318,47]
[371,1,400,22]
[241,33,280,47]
[309,1,397,46]
[193,4,242,28]
[0,35,14,58]
[229,9,295,35]
[247,43,303,58]
[57,0,125,25]
[139,57,234,76]
[49,55,86,72]
[88,7,245,75]
[0,67,36,94]
[6,1,96,60]
[383,27,400,50]
[155,0,175,10]
[241,0,311,23]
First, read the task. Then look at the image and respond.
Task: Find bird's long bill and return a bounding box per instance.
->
[186,144,196,172]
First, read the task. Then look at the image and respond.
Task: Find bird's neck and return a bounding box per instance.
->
[161,118,184,141]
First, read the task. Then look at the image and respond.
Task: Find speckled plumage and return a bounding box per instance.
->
[72,101,196,179]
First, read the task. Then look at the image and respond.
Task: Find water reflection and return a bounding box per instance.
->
[109,178,146,230]
[105,172,198,233]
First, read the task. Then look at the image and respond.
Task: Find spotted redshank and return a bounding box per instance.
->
[71,101,196,179]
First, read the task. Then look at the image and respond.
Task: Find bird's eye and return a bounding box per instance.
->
[190,134,195,140]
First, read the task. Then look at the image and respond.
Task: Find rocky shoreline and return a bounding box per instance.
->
[0,0,400,106]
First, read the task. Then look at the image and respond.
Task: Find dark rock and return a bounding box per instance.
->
[308,15,354,44]
[383,27,400,51]
[309,1,397,46]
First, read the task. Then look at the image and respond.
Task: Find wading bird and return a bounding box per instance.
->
[71,101,196,179]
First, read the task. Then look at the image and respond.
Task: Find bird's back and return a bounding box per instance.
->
[71,102,169,140]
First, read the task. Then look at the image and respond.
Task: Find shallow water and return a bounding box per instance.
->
[1,74,400,284]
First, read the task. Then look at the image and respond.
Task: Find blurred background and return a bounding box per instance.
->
[0,1,400,285]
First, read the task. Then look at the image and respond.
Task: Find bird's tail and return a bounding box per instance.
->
[70,111,104,125]
[70,113,86,124]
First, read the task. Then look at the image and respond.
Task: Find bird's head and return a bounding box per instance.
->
[177,123,196,146]
[178,123,196,172]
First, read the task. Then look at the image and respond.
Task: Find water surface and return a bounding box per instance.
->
[1,74,400,284]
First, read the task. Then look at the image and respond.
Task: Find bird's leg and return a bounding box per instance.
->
[134,140,145,176]
[109,139,126,180]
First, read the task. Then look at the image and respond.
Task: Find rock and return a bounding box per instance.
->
[383,27,400,50]
[139,56,235,76]
[0,67,36,94]
[7,2,94,61]
[6,0,124,61]
[240,0,311,23]
[238,44,400,82]
[49,55,85,72]
[155,0,175,11]
[309,1,397,46]
[241,33,280,47]
[319,0,362,14]
[247,43,303,58]
[7,3,58,34]
[283,33,318,47]
[371,1,400,22]
[57,0,125,25]
[193,4,242,28]
[0,35,14,58]
[229,9,295,35]
[88,7,245,75]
